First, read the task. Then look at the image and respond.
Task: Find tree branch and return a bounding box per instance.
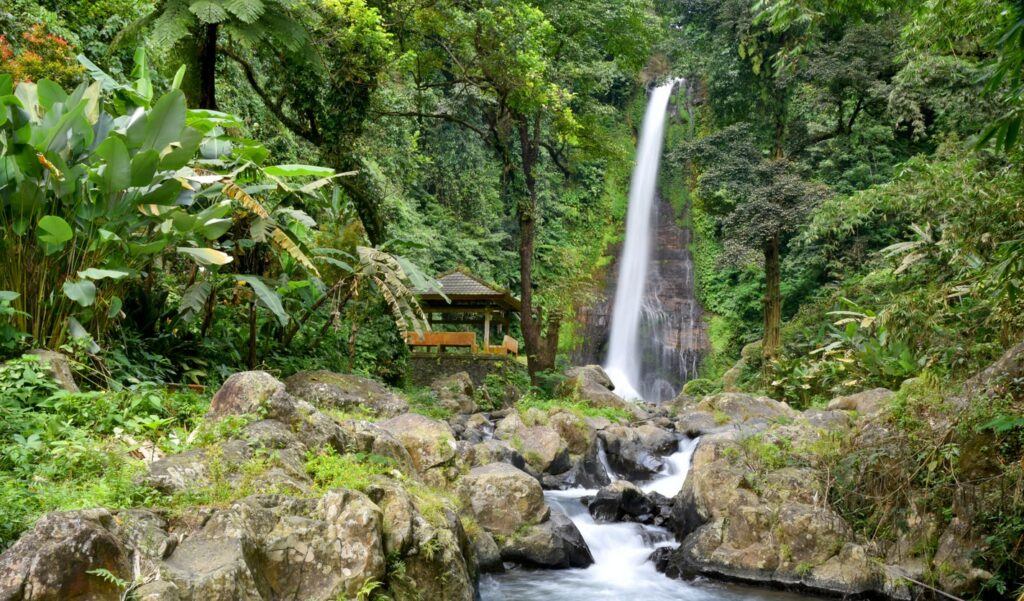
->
[540,140,571,177]
[219,46,320,144]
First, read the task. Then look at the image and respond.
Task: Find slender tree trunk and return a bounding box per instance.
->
[247,299,257,369]
[517,118,543,382]
[762,234,782,361]
[198,23,219,110]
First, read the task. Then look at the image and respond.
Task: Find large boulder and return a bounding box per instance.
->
[285,370,408,417]
[380,413,458,484]
[392,509,475,601]
[458,463,548,536]
[659,431,888,598]
[159,493,387,601]
[673,392,796,436]
[207,371,296,420]
[516,426,571,474]
[598,425,664,480]
[586,480,656,524]
[0,509,130,601]
[827,388,893,416]
[547,411,596,456]
[497,510,593,569]
[430,372,478,415]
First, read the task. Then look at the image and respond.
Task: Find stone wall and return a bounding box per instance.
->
[409,353,523,386]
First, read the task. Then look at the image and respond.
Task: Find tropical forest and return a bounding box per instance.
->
[0,0,1022,600]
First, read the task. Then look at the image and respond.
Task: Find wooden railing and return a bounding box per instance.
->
[406,332,519,356]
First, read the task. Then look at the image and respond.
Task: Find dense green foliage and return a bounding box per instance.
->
[661,0,1024,595]
[1,0,1023,596]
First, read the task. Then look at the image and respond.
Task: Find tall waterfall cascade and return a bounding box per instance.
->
[603,79,708,403]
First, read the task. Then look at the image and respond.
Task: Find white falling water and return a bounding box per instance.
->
[605,79,680,400]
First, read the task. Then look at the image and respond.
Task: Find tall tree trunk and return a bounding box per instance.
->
[517,117,543,382]
[198,23,219,110]
[762,234,782,361]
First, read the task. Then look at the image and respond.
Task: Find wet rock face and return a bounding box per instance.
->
[598,424,665,480]
[585,481,657,524]
[497,510,594,569]
[569,200,709,403]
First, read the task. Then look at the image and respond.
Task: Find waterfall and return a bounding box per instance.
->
[604,80,680,401]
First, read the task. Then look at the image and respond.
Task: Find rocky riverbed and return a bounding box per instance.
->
[0,361,994,601]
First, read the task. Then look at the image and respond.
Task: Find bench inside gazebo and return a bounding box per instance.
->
[406,269,521,356]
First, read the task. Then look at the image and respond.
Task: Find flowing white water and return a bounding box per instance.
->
[604,80,680,401]
[481,439,816,601]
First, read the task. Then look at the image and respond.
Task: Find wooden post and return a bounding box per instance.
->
[483,310,491,353]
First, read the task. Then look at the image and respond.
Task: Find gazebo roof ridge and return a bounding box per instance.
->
[414,267,521,312]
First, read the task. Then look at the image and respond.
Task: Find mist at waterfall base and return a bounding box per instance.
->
[603,79,705,403]
[479,439,816,601]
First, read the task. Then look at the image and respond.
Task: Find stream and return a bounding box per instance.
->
[479,439,819,601]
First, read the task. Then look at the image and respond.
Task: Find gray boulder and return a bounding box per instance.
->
[827,388,893,416]
[458,463,548,536]
[380,413,458,485]
[598,425,664,480]
[497,510,593,569]
[285,370,408,417]
[207,371,295,420]
[431,372,479,414]
[0,509,130,601]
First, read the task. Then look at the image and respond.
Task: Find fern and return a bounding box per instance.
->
[189,0,230,24]
[225,0,266,24]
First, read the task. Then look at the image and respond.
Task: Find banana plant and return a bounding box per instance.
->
[0,50,239,349]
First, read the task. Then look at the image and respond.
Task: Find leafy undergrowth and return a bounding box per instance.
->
[516,392,632,423]
[826,374,1024,598]
[0,355,211,550]
[306,446,398,493]
[0,356,447,553]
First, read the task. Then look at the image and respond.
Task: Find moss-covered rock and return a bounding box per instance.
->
[285,370,409,417]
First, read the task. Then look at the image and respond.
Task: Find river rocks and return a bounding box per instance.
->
[0,509,130,601]
[660,428,889,597]
[497,510,593,569]
[586,480,656,524]
[598,424,664,480]
[827,387,893,416]
[285,370,409,417]
[458,463,548,535]
[548,411,596,455]
[516,426,571,474]
[635,424,678,455]
[471,439,527,471]
[380,413,458,484]
[431,372,479,414]
[673,392,796,436]
[558,365,644,418]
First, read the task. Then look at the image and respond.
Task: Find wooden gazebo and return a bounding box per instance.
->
[407,269,521,355]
